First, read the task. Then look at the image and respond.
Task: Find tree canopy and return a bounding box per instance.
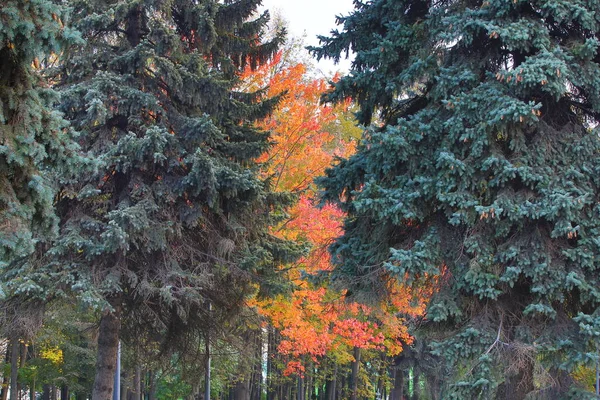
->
[313,0,600,397]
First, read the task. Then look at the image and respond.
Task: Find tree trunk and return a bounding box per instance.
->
[148,371,157,400]
[349,347,360,400]
[92,299,122,400]
[60,386,69,400]
[1,342,11,400]
[17,343,26,400]
[233,380,249,400]
[9,338,18,400]
[390,367,404,400]
[411,368,419,400]
[133,365,141,400]
[266,327,274,400]
[296,375,304,400]
[205,332,211,400]
[42,385,50,400]
[325,364,337,400]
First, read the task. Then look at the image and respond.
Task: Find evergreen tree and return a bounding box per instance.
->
[50,1,293,398]
[313,0,600,397]
[1,4,81,397]
[0,0,80,283]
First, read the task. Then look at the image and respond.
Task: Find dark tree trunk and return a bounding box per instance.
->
[233,380,249,400]
[148,371,157,400]
[296,375,304,400]
[266,327,275,400]
[76,393,87,400]
[411,368,419,400]
[92,299,122,400]
[9,337,18,400]
[17,343,26,400]
[61,385,69,400]
[349,347,360,400]
[306,368,313,400]
[42,385,50,400]
[325,364,337,400]
[132,365,141,400]
[390,367,404,400]
[1,342,11,400]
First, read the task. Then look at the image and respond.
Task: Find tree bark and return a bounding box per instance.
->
[325,364,337,400]
[266,327,274,400]
[9,338,18,400]
[1,342,10,400]
[233,380,249,400]
[148,371,157,400]
[390,367,404,400]
[42,385,50,400]
[411,368,420,400]
[133,365,141,400]
[296,375,304,400]
[349,347,360,400]
[92,299,122,400]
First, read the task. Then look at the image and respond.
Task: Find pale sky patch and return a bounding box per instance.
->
[259,0,355,76]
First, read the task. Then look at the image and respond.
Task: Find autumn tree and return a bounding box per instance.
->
[313,0,600,397]
[243,44,426,399]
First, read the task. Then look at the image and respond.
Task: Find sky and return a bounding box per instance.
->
[259,0,355,75]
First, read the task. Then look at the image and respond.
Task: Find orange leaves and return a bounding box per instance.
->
[332,318,384,349]
[243,52,354,193]
[244,50,421,374]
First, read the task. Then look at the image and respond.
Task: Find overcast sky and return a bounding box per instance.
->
[259,0,355,75]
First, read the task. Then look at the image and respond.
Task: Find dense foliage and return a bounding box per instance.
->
[3,0,600,398]
[313,0,600,397]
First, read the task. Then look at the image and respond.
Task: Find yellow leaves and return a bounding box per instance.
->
[40,346,64,365]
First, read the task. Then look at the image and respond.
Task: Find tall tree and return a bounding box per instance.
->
[0,0,80,286]
[313,0,600,397]
[1,3,81,399]
[50,1,291,398]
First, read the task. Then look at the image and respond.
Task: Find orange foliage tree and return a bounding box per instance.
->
[242,49,426,391]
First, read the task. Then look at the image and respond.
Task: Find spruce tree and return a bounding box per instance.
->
[0,0,80,280]
[50,1,292,398]
[313,0,600,397]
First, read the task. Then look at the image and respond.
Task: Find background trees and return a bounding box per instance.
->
[313,0,600,397]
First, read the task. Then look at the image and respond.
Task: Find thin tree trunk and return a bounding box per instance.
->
[148,371,157,400]
[9,337,18,400]
[92,299,122,400]
[133,365,141,400]
[1,342,10,400]
[17,343,26,400]
[61,386,69,400]
[349,347,360,400]
[390,367,403,400]
[296,375,304,400]
[205,331,211,400]
[266,327,274,400]
[42,385,50,400]
[325,364,337,400]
